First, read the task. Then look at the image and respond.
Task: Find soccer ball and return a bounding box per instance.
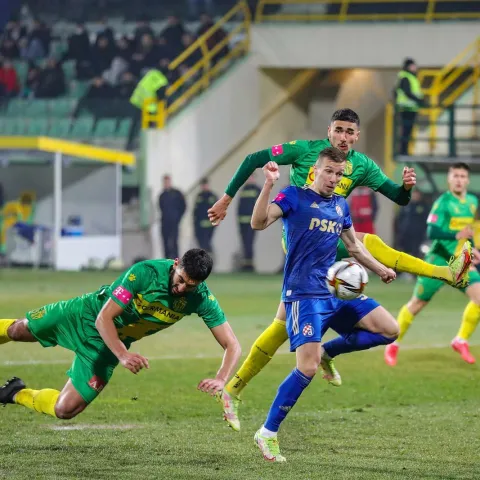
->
[326,261,369,300]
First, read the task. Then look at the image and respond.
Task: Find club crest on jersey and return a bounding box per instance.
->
[173,297,187,311]
[336,205,343,216]
[302,323,314,337]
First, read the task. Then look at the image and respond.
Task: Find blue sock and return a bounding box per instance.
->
[323,330,395,358]
[264,368,312,433]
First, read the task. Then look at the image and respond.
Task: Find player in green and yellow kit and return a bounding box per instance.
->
[208,108,471,432]
[0,249,241,419]
[385,162,480,366]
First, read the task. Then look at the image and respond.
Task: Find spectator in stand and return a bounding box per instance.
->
[115,36,134,63]
[35,58,66,98]
[0,38,20,59]
[196,13,229,66]
[91,35,116,77]
[157,35,182,63]
[115,71,137,99]
[180,33,202,70]
[94,17,115,47]
[133,17,154,50]
[0,59,20,98]
[160,15,186,49]
[29,20,51,58]
[3,20,28,44]
[22,63,41,98]
[75,76,116,118]
[130,33,159,77]
[61,22,93,80]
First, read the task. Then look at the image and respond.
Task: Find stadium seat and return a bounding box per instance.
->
[63,61,76,81]
[94,118,117,138]
[116,118,133,138]
[26,118,49,136]
[26,100,49,116]
[49,98,76,117]
[6,98,29,117]
[70,116,95,138]
[70,80,90,98]
[1,118,28,135]
[48,119,72,138]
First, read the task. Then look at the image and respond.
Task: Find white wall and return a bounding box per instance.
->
[253,23,480,69]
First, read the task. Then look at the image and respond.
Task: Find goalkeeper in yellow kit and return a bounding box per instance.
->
[207,109,472,432]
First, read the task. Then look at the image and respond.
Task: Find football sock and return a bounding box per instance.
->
[15,388,60,418]
[264,368,312,433]
[225,318,288,397]
[363,234,452,282]
[0,319,16,344]
[397,305,415,342]
[323,330,394,358]
[456,301,480,341]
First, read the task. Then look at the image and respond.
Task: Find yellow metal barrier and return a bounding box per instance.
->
[142,0,251,128]
[256,0,480,22]
[413,37,480,153]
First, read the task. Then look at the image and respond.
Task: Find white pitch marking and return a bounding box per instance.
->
[2,342,479,367]
[48,424,140,431]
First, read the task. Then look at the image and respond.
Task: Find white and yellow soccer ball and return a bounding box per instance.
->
[326,261,369,300]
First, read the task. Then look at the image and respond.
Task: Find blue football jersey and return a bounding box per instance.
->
[273,186,353,301]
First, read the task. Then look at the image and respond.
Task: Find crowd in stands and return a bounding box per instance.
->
[0,13,231,116]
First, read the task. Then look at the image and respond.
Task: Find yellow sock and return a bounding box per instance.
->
[0,319,16,344]
[363,234,452,282]
[225,318,288,397]
[397,305,415,342]
[15,388,60,418]
[456,301,480,341]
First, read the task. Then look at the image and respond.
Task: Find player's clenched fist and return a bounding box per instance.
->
[263,161,280,184]
[402,167,416,190]
[380,268,396,284]
[119,352,150,374]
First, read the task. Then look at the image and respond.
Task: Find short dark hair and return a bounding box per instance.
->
[179,248,213,282]
[317,147,347,165]
[449,162,470,173]
[330,108,360,127]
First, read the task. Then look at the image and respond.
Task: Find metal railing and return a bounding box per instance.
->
[255,0,480,22]
[142,0,251,129]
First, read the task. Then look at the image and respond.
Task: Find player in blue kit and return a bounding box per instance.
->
[250,147,398,462]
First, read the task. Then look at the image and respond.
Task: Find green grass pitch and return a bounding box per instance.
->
[0,269,479,479]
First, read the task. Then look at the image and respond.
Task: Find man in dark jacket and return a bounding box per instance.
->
[193,178,218,256]
[158,175,186,259]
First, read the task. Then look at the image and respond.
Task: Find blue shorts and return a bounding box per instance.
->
[285,295,380,352]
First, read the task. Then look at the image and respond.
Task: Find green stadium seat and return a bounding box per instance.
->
[70,116,94,138]
[70,80,90,98]
[94,118,117,138]
[48,119,71,138]
[116,118,133,138]
[1,118,28,135]
[13,61,28,86]
[26,118,49,136]
[48,98,76,117]
[63,61,76,80]
[26,100,49,116]
[6,98,29,117]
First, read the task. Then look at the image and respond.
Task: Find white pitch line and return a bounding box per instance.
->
[48,424,140,431]
[2,342,479,367]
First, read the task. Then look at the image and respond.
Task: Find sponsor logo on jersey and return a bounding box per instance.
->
[173,297,187,312]
[470,204,477,215]
[310,202,319,209]
[336,205,343,216]
[29,307,46,320]
[309,218,343,235]
[302,323,314,337]
[427,213,438,224]
[88,375,106,393]
[449,217,474,231]
[274,192,286,202]
[271,144,284,156]
[134,294,184,323]
[334,177,353,197]
[306,166,315,185]
[113,286,133,305]
[128,273,137,282]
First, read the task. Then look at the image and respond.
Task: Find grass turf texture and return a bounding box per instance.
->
[0,270,479,479]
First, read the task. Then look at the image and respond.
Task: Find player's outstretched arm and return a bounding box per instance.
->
[197,322,241,395]
[96,299,149,374]
[341,226,396,284]
[251,161,283,230]
[377,167,416,206]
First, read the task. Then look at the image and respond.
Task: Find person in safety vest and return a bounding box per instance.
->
[395,58,425,156]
